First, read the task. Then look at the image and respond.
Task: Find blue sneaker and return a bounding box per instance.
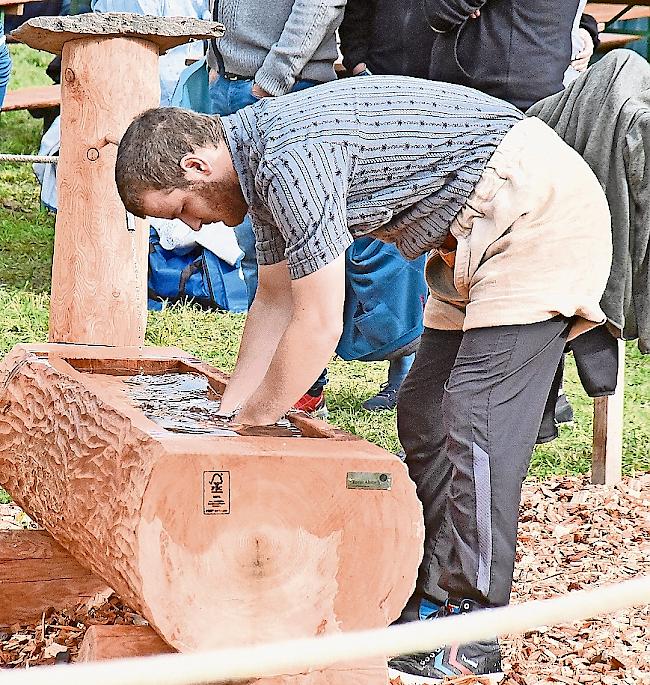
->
[388,599,504,684]
[362,381,400,411]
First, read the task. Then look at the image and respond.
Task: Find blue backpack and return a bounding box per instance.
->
[147,229,248,313]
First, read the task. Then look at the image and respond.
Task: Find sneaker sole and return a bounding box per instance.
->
[388,667,505,684]
[312,406,329,420]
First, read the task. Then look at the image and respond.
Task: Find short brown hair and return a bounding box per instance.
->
[115,107,225,217]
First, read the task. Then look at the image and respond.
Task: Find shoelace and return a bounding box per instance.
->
[375,382,400,398]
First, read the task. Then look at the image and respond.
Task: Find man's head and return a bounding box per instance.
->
[115,107,248,229]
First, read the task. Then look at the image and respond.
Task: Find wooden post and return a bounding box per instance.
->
[49,36,157,346]
[591,339,626,485]
[11,14,225,347]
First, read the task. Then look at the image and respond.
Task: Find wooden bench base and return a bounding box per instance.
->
[77,625,389,685]
[597,32,641,51]
[0,84,61,113]
[0,529,110,627]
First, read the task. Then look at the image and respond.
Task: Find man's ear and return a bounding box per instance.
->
[180,153,213,182]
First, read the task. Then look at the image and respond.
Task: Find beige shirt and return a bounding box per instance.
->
[424,117,613,340]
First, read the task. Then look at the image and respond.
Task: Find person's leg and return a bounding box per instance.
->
[0,43,12,109]
[390,317,569,683]
[435,317,570,607]
[396,328,463,619]
[294,368,328,418]
[208,78,259,307]
[208,73,232,116]
[389,353,415,386]
[233,215,258,307]
[363,352,416,412]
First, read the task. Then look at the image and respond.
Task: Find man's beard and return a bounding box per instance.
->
[191,178,248,227]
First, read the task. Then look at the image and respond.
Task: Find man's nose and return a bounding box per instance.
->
[182,216,202,231]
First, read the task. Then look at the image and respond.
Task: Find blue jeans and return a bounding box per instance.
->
[0,43,11,109]
[209,77,319,306]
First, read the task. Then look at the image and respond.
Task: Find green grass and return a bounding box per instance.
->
[0,46,648,506]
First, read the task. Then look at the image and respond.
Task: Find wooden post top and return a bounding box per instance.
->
[11,12,225,55]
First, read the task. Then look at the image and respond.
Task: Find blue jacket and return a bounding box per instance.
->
[336,237,427,362]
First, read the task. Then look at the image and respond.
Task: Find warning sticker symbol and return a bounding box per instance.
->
[203,471,230,515]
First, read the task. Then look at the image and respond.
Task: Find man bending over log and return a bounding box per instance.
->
[115,76,612,684]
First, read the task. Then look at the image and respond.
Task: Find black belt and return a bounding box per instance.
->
[221,72,250,81]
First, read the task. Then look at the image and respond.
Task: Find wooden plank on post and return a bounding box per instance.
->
[0,529,110,627]
[0,84,61,113]
[0,0,39,14]
[591,339,626,485]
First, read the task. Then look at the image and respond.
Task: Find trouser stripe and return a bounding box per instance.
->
[472,442,493,595]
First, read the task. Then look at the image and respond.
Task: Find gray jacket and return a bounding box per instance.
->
[208,0,346,96]
[528,50,650,352]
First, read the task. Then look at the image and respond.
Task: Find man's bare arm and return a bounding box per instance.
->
[218,261,293,414]
[236,253,346,425]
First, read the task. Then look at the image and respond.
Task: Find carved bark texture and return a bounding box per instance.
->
[0,344,424,664]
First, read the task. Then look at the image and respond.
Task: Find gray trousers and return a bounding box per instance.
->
[397,317,570,615]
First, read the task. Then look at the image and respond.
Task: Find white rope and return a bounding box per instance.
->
[2,576,649,685]
[0,154,58,164]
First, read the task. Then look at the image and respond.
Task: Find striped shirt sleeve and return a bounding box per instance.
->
[254,142,354,279]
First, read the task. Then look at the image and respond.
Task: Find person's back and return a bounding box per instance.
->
[222,76,523,274]
[425,0,582,110]
[339,0,434,78]
[207,0,343,96]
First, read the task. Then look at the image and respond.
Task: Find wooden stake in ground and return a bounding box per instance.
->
[11,14,224,346]
[0,343,424,682]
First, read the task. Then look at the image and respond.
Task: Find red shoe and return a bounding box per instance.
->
[294,388,328,419]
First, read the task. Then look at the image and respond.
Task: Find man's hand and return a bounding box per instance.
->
[236,253,346,426]
[352,62,370,75]
[572,27,595,72]
[218,262,293,414]
[469,9,480,18]
[252,83,272,98]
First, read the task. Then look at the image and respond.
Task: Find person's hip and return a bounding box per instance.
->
[208,73,320,115]
[424,117,613,338]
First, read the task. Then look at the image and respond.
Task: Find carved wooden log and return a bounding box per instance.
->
[10,14,224,346]
[0,344,423,670]
[0,530,110,627]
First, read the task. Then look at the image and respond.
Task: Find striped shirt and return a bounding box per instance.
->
[221,76,524,279]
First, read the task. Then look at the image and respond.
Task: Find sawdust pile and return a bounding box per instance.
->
[1,475,649,683]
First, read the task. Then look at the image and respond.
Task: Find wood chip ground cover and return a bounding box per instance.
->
[1,475,648,682]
